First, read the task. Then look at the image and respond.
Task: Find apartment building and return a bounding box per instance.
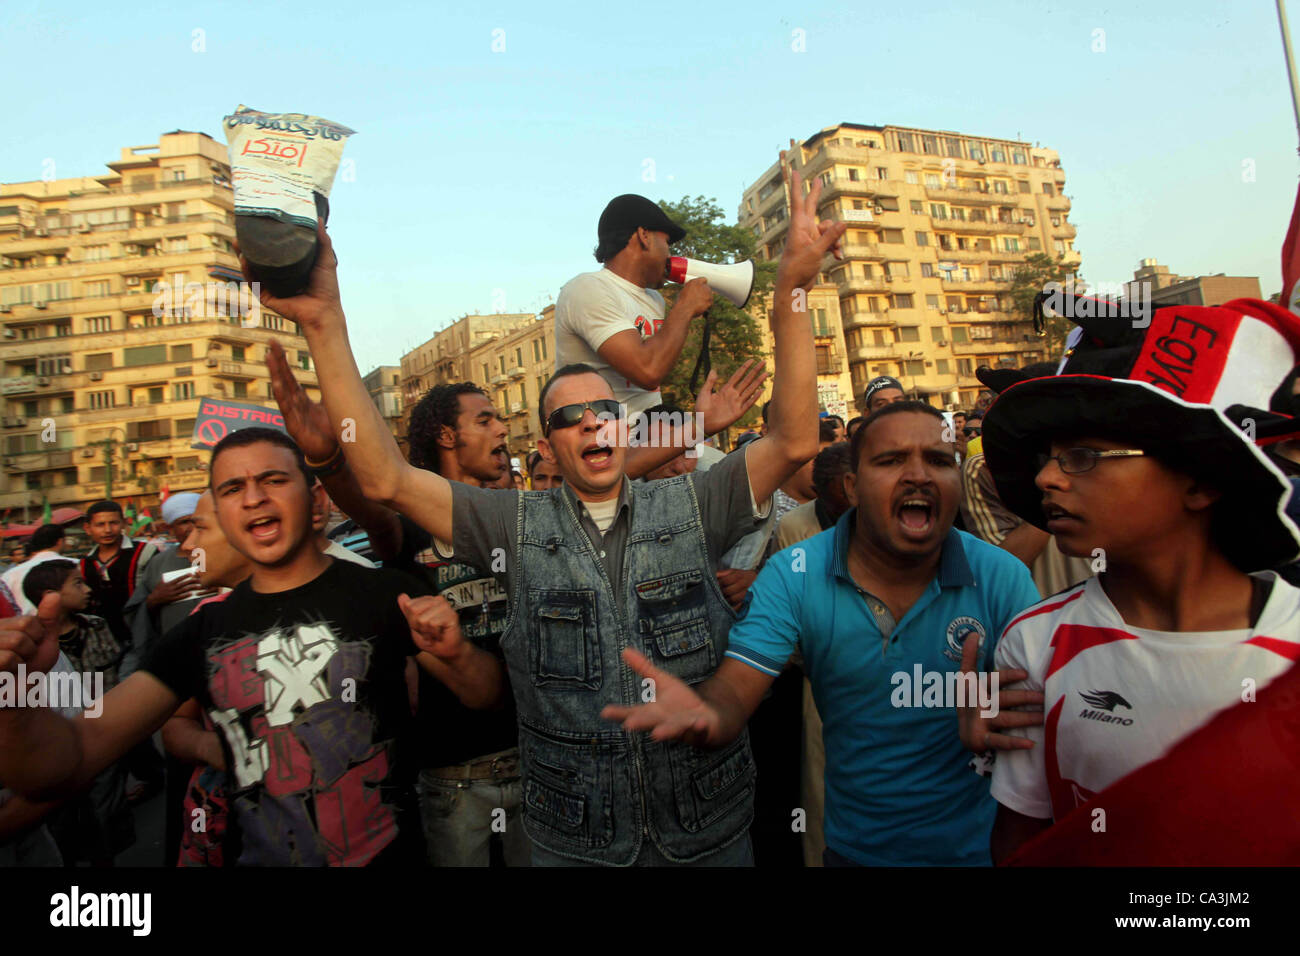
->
[362,365,405,445]
[739,123,1082,411]
[398,307,554,457]
[1128,258,1261,309]
[0,131,319,516]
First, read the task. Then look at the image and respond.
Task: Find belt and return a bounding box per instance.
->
[426,749,520,781]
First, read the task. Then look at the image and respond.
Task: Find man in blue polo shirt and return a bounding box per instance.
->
[603,402,1040,865]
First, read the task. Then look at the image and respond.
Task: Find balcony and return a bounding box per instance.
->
[848,344,901,362]
[936,219,1026,236]
[836,276,891,296]
[841,311,896,330]
[951,340,1024,356]
[838,242,886,261]
[1044,195,1071,212]
[923,185,1003,206]
[217,361,255,379]
[1051,223,1077,239]
[507,364,525,379]
[821,178,878,200]
[940,277,1010,293]
[816,357,843,375]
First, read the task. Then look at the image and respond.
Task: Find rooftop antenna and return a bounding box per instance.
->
[1279,0,1300,148]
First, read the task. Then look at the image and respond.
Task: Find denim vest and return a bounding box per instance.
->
[500,477,756,864]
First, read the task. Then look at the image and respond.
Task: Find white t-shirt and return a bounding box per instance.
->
[991,572,1300,821]
[323,540,377,569]
[554,268,667,420]
[3,550,65,614]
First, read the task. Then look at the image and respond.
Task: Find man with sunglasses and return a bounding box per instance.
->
[956,300,1300,863]
[274,161,845,866]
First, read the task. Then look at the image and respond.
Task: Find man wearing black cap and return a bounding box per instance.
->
[862,375,906,413]
[554,195,713,420]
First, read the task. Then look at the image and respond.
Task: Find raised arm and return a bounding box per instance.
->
[624,361,767,478]
[266,338,403,560]
[744,156,847,503]
[596,278,713,390]
[243,226,453,545]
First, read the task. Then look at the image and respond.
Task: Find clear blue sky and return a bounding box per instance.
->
[3,0,1298,371]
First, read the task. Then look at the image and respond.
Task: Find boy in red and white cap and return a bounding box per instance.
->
[958,296,1300,863]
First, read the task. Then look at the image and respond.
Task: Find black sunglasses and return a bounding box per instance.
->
[543,399,623,436]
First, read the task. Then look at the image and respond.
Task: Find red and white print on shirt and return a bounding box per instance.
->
[633,314,663,337]
[991,574,1300,822]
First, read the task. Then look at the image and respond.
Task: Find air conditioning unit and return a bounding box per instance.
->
[126,442,139,452]
[125,276,140,287]
[925,361,934,367]
[89,371,103,381]
[0,304,10,313]
[36,377,49,386]
[873,205,885,214]
[205,357,218,367]
[78,224,92,233]
[938,340,949,347]
[34,301,47,309]
[125,244,140,254]
[81,448,95,458]
[34,228,48,237]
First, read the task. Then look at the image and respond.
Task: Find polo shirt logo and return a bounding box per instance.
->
[943,616,987,663]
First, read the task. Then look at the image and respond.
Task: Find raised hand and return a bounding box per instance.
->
[696,359,769,436]
[399,594,467,662]
[146,573,203,609]
[0,592,63,680]
[776,143,847,292]
[675,277,714,319]
[956,633,1044,752]
[601,648,722,747]
[237,221,343,333]
[266,338,338,461]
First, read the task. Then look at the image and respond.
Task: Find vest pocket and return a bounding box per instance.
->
[529,589,601,690]
[520,724,615,849]
[635,570,716,682]
[667,737,755,834]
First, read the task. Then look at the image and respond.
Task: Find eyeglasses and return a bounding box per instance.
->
[963,426,981,437]
[1036,447,1146,475]
[542,399,623,436]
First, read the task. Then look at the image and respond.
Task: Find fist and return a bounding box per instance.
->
[399,594,466,662]
[676,277,713,318]
[0,592,62,680]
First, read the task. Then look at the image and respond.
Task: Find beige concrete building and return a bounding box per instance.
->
[398,312,537,441]
[397,307,555,459]
[1,131,320,517]
[739,123,1082,411]
[362,365,404,447]
[1127,258,1261,309]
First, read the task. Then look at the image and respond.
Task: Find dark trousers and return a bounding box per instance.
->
[747,666,805,868]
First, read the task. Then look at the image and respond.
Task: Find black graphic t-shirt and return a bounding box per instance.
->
[142,559,430,867]
[395,515,517,768]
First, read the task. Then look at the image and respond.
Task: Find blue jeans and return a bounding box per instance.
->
[532,833,754,867]
[417,749,530,867]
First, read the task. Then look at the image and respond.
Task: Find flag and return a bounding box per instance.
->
[132,504,152,535]
[159,484,171,503]
[1283,181,1300,316]
[41,497,52,525]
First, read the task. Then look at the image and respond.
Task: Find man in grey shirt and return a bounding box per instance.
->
[275,163,846,866]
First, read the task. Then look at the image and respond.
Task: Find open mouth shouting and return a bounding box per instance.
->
[895,493,937,540]
[245,513,282,546]
[580,441,615,471]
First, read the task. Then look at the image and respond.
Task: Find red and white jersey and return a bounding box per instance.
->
[991,572,1300,821]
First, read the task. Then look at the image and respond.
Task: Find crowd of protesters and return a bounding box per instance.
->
[1,164,1299,869]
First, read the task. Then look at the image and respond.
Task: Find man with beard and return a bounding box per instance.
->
[603,402,1040,866]
[554,194,713,421]
[274,162,843,866]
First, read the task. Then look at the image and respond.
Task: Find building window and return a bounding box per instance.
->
[929,203,948,220]
[83,245,110,262]
[899,326,920,343]
[921,263,935,278]
[175,418,196,437]
[891,294,914,309]
[1012,150,1026,165]
[173,381,195,400]
[1028,237,1042,251]
[910,200,924,215]
[124,345,166,367]
[1017,180,1031,194]
[298,351,311,371]
[914,231,928,246]
[905,170,919,184]
[1003,238,1021,252]
[167,237,189,254]
[937,359,950,373]
[233,382,248,399]
[881,229,904,244]
[89,390,115,410]
[86,315,112,334]
[952,327,969,344]
[231,345,246,362]
[874,167,889,180]
[84,280,110,297]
